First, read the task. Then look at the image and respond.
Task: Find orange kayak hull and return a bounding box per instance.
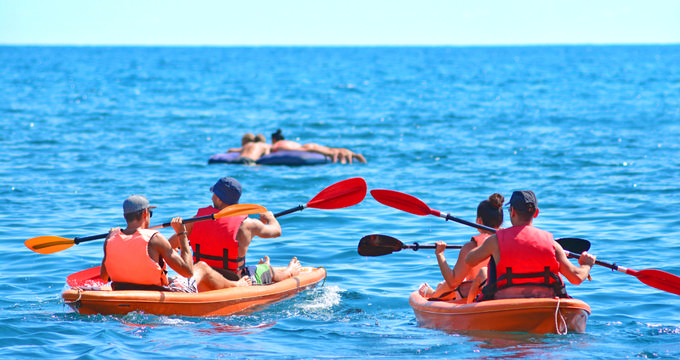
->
[62,267,326,317]
[409,291,590,334]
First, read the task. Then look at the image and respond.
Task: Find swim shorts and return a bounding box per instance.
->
[242,263,274,285]
[167,276,198,293]
[235,156,256,165]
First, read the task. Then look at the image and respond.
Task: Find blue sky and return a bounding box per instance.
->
[1,0,679,46]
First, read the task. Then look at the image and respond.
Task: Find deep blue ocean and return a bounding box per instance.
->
[1,46,679,359]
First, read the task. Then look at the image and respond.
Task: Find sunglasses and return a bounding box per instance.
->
[136,209,153,218]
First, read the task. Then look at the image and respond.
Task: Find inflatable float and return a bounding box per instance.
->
[409,291,590,334]
[208,151,331,166]
[62,266,327,317]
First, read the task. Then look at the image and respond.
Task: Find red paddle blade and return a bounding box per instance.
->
[307,177,367,210]
[370,189,432,216]
[635,269,680,296]
[66,266,107,288]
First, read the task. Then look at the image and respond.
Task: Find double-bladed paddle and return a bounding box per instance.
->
[370,189,591,254]
[274,177,367,218]
[371,188,680,296]
[358,234,590,257]
[24,203,267,255]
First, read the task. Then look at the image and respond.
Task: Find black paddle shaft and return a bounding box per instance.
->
[402,243,463,251]
[73,233,108,245]
[274,204,306,218]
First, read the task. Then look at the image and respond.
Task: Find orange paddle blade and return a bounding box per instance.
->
[25,236,76,255]
[214,203,267,218]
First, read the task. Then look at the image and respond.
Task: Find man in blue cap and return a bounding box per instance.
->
[172,177,301,285]
[465,190,596,301]
[101,195,251,292]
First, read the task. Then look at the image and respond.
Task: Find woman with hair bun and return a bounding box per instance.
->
[419,193,505,303]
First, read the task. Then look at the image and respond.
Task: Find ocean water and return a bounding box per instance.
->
[1,45,679,359]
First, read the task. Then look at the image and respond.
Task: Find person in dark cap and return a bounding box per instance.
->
[270,129,367,164]
[172,177,301,285]
[465,190,596,301]
[100,195,251,293]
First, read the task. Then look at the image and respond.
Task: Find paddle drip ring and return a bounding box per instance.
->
[554,297,568,335]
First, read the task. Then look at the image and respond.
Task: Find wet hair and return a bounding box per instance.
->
[477,193,504,229]
[255,134,266,143]
[271,129,284,142]
[241,133,255,146]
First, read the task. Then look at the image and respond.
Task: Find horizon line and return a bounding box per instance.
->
[2,42,679,48]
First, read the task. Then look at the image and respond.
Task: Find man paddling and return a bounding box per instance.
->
[465,190,596,300]
[271,129,367,164]
[100,195,251,292]
[170,177,301,285]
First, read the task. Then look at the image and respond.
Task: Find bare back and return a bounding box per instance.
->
[240,142,271,161]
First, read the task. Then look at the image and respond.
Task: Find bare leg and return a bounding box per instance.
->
[271,257,302,282]
[193,261,251,292]
[467,268,487,304]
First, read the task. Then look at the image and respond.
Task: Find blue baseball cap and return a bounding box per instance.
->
[210,177,242,205]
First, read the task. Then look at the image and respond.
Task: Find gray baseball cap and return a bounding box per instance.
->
[123,195,156,215]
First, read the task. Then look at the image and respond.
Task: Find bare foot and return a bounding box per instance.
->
[237,276,252,287]
[258,255,271,265]
[286,257,302,277]
[419,283,434,298]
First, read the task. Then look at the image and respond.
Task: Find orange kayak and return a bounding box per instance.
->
[62,267,326,316]
[409,291,590,334]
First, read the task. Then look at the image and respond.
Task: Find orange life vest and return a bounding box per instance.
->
[466,233,491,281]
[189,206,248,271]
[104,228,167,286]
[495,225,562,289]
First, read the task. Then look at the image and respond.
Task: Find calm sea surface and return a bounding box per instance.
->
[1,46,679,359]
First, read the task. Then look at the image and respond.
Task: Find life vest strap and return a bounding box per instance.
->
[194,244,244,269]
[481,262,568,300]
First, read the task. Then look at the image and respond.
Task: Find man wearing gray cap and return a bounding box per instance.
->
[465,190,596,301]
[100,195,251,292]
[172,177,301,285]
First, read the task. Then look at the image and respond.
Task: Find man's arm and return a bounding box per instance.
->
[466,234,499,268]
[150,218,194,278]
[250,211,282,238]
[168,222,194,249]
[100,238,110,281]
[555,242,595,285]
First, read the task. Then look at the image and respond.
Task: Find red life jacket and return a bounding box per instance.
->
[495,225,561,289]
[104,228,168,286]
[189,206,247,271]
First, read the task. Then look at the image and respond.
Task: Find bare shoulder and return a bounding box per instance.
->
[149,231,171,249]
[240,217,261,230]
